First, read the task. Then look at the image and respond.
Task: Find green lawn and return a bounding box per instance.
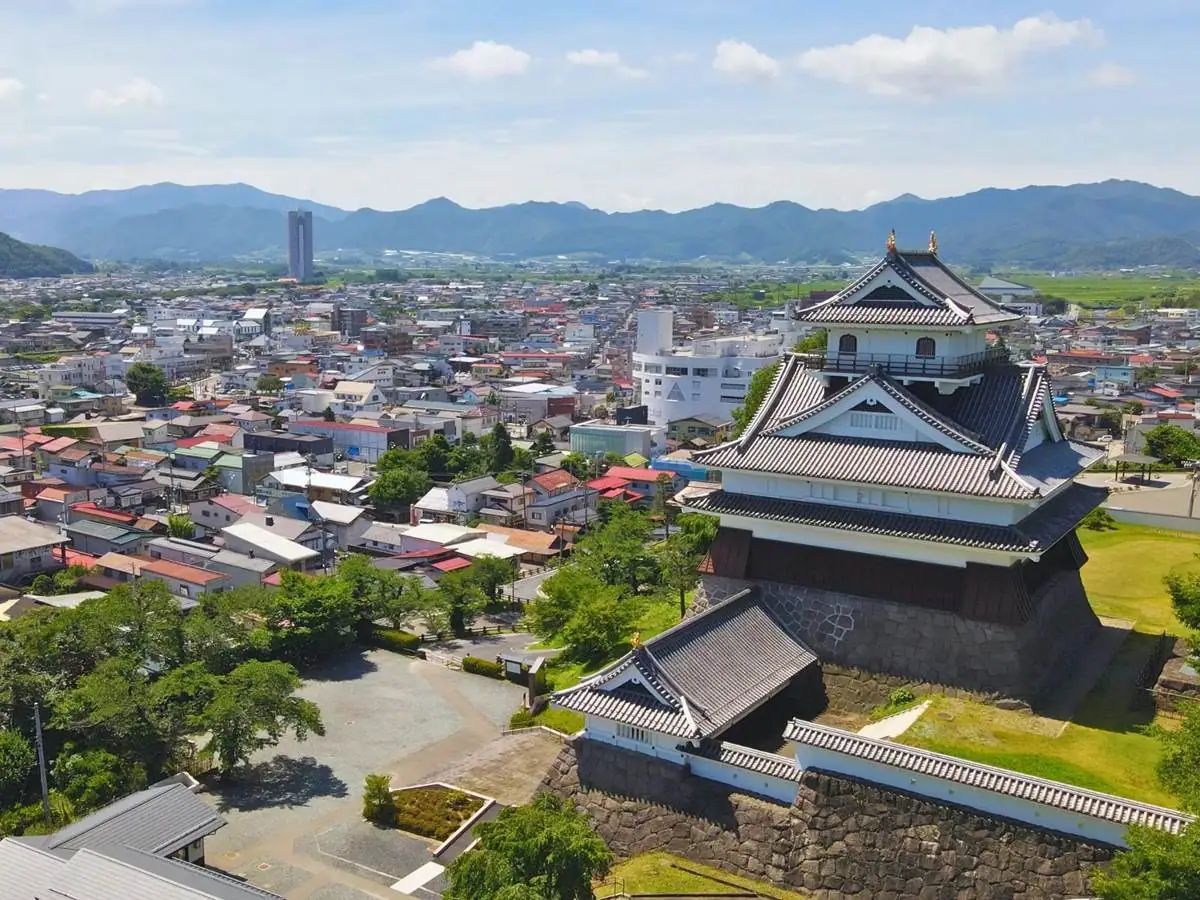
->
[598,852,807,900]
[529,706,584,735]
[901,522,1198,807]
[1078,522,1200,633]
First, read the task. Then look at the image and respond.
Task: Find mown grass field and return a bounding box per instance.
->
[597,852,808,900]
[1003,272,1200,307]
[900,522,1194,806]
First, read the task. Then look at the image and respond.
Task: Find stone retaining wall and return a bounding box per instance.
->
[695,570,1099,701]
[820,663,996,715]
[543,737,1113,900]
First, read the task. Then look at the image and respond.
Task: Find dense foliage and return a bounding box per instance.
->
[1142,424,1200,466]
[0,231,93,278]
[731,361,780,437]
[445,793,612,900]
[125,362,169,407]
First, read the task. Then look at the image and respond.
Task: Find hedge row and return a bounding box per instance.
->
[370,627,422,654]
[462,656,504,679]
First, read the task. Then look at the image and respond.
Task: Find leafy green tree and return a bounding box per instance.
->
[435,569,486,636]
[531,430,556,456]
[1164,570,1200,631]
[167,513,195,540]
[792,329,827,353]
[485,390,501,406]
[527,567,598,640]
[80,580,186,671]
[445,793,611,900]
[369,466,431,512]
[560,587,636,663]
[656,534,702,619]
[416,434,452,477]
[1143,424,1200,466]
[362,773,395,824]
[489,423,515,473]
[322,406,337,421]
[167,385,194,402]
[52,746,147,814]
[731,360,780,436]
[125,362,169,406]
[560,453,589,479]
[266,571,359,664]
[677,512,719,557]
[256,374,285,394]
[376,447,419,473]
[203,660,325,777]
[1157,699,1200,809]
[573,506,658,593]
[0,729,34,807]
[470,554,517,604]
[1093,824,1200,899]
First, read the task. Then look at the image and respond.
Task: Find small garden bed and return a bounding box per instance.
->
[391,785,485,841]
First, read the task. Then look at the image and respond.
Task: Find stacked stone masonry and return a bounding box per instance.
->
[542,737,1113,900]
[695,570,1101,702]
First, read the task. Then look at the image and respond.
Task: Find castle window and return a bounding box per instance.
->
[915,337,936,358]
[617,724,649,743]
[838,334,858,354]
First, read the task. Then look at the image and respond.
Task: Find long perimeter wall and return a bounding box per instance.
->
[543,737,1113,900]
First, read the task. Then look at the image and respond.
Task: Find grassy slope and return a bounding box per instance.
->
[598,852,808,900]
[902,523,1194,806]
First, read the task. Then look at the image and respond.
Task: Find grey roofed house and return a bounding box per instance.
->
[794,247,1021,327]
[30,783,224,858]
[554,588,818,739]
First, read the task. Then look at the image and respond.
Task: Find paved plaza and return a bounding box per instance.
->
[201,649,545,899]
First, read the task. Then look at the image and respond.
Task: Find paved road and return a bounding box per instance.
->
[204,649,524,899]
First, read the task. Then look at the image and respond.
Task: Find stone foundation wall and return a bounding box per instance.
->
[820,664,994,715]
[695,570,1100,701]
[543,738,1113,900]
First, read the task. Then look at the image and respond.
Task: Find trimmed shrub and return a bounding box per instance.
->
[362,773,395,824]
[509,709,536,729]
[462,656,504,679]
[393,787,483,840]
[888,687,916,707]
[370,627,422,654]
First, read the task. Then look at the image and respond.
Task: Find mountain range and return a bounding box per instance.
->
[1,180,1200,270]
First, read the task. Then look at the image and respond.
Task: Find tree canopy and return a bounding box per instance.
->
[125,362,169,407]
[1143,424,1200,466]
[444,793,612,900]
[731,361,780,436]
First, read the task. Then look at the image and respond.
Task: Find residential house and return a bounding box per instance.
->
[666,414,733,443]
[331,380,385,415]
[355,521,411,555]
[64,519,154,557]
[477,482,532,527]
[309,500,370,550]
[211,450,275,496]
[0,517,69,583]
[257,468,370,505]
[244,430,334,465]
[525,468,598,531]
[220,522,320,571]
[476,523,562,564]
[189,494,261,536]
[233,512,323,551]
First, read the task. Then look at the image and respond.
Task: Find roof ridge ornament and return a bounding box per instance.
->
[929,231,938,255]
[886,229,897,254]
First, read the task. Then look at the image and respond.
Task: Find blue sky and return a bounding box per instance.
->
[0,0,1192,211]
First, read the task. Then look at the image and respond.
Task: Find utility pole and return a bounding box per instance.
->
[1189,461,1200,519]
[33,703,51,826]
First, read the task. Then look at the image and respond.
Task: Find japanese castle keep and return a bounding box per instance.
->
[682,232,1107,699]
[544,236,1192,899]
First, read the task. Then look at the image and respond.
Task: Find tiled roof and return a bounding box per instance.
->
[795,250,1020,327]
[702,434,1035,499]
[683,740,800,781]
[686,483,1106,553]
[785,719,1193,835]
[555,589,818,738]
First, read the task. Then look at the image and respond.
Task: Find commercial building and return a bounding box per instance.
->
[331,306,368,338]
[569,420,656,458]
[632,308,782,427]
[287,209,315,281]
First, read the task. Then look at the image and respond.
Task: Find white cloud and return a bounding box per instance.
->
[712,40,780,82]
[797,14,1101,99]
[431,41,531,80]
[88,76,165,110]
[0,78,26,103]
[1090,62,1136,87]
[565,48,647,79]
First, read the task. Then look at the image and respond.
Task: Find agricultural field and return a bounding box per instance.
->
[1004,272,1200,307]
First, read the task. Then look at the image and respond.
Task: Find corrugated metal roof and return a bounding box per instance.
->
[784,720,1193,835]
[0,839,63,900]
[45,783,224,857]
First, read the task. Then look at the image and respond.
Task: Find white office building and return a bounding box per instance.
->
[632,309,783,427]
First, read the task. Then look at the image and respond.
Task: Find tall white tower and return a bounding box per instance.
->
[636,308,674,355]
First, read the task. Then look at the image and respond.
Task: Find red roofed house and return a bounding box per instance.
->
[526,467,597,532]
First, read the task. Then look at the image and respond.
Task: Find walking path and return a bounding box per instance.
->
[857,700,932,740]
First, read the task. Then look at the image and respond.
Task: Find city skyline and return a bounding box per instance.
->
[0,1,1192,212]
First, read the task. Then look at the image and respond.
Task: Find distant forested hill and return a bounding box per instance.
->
[0,231,94,278]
